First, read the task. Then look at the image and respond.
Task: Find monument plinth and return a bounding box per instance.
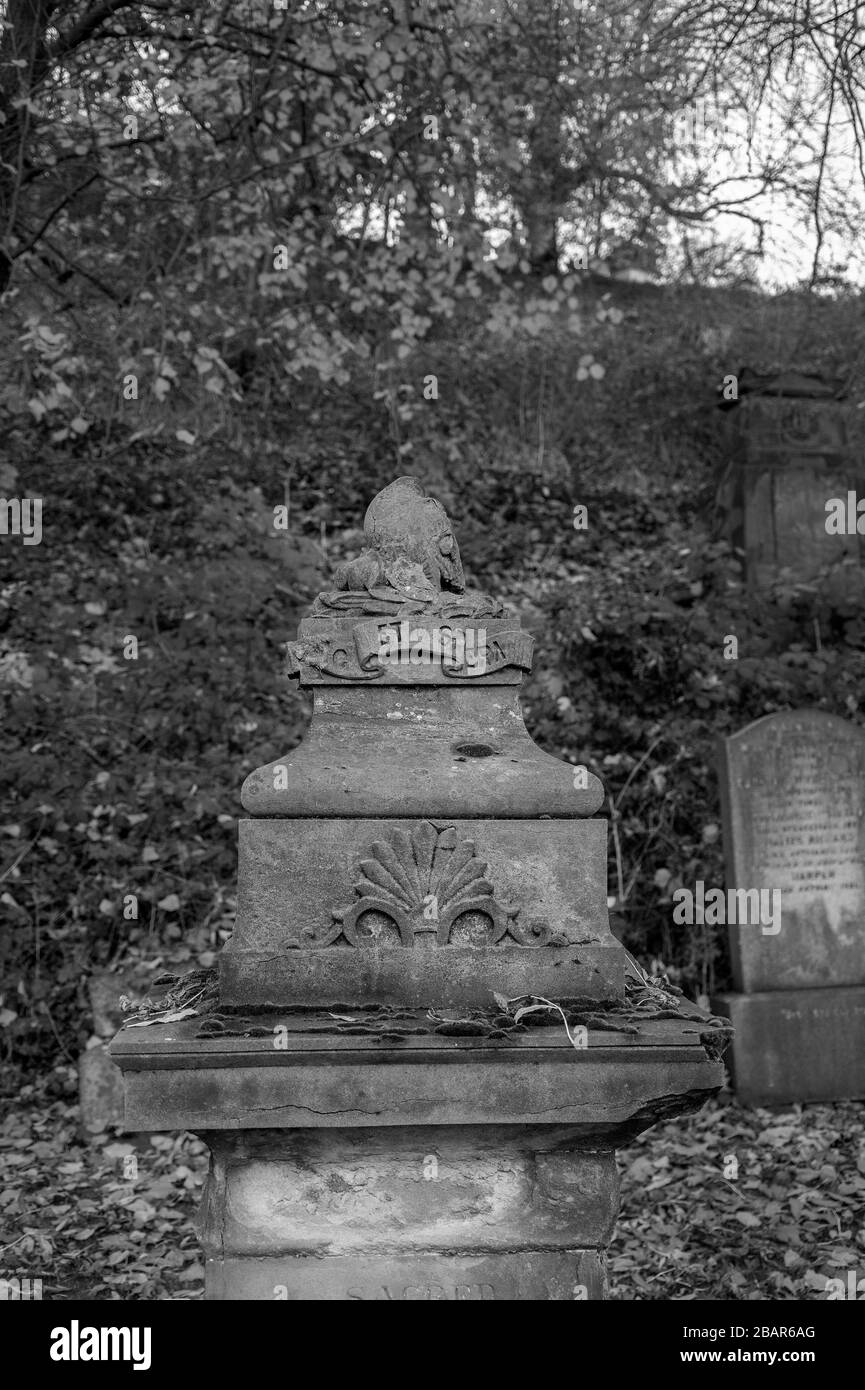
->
[717,370,865,589]
[113,476,726,1300]
[712,710,865,1105]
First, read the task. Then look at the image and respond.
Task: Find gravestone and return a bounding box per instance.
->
[712,710,865,1104]
[113,475,726,1299]
[78,968,150,1136]
[717,371,865,588]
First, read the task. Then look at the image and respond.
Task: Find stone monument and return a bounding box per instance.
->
[113,476,726,1300]
[711,710,865,1104]
[717,370,865,589]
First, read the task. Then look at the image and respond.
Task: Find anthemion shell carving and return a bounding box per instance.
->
[330,821,550,948]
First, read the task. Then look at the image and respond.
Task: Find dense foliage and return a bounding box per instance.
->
[3,1,865,1079]
[4,281,865,1081]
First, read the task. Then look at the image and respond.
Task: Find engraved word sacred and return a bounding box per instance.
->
[378,620,486,674]
[347,1282,497,1300]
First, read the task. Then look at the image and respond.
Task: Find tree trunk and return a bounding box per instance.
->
[0,0,52,292]
[516,94,565,277]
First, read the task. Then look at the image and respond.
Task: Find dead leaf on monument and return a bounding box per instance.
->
[126,1007,198,1027]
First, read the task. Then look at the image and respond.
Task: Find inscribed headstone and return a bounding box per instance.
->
[719,709,865,992]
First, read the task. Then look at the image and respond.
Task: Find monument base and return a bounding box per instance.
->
[711,986,865,1105]
[199,1127,612,1300]
[112,1012,725,1300]
[207,1248,605,1302]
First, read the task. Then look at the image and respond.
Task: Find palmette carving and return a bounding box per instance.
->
[327,821,550,948]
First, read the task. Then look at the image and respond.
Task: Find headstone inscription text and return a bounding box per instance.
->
[747,743,863,907]
[720,710,865,992]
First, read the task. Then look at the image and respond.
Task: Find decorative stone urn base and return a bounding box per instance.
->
[112,475,729,1299]
[112,1013,724,1300]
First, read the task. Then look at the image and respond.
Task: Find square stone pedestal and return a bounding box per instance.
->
[711,986,865,1105]
[113,475,729,1299]
[112,1011,724,1300]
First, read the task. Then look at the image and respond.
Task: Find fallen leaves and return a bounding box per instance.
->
[0,1066,206,1299]
[610,1094,865,1300]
